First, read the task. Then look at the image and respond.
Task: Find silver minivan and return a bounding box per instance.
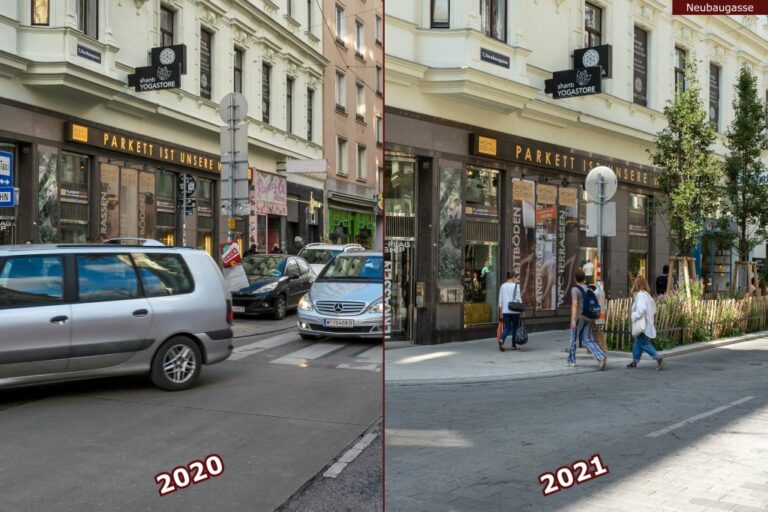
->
[0,244,234,391]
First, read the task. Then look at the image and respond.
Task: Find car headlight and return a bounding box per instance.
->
[254,282,278,294]
[368,299,384,314]
[298,294,314,311]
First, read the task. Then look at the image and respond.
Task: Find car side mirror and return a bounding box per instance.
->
[289,272,300,280]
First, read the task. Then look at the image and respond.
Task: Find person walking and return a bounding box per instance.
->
[627,275,665,370]
[568,269,606,369]
[497,271,523,352]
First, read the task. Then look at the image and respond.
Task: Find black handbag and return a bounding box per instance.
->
[515,321,529,345]
[508,284,525,312]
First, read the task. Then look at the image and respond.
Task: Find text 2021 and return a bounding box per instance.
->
[538,453,609,496]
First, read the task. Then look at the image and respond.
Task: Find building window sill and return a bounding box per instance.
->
[335,37,347,50]
[375,39,383,48]
[376,90,383,98]
[355,51,366,63]
[356,114,366,124]
[336,105,348,116]
[356,177,367,183]
[337,171,348,177]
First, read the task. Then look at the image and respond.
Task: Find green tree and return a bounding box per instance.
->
[648,58,721,256]
[721,66,768,262]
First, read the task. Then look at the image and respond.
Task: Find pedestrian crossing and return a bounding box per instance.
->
[227,332,382,372]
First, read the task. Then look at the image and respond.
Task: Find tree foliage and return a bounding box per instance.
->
[721,66,768,262]
[648,58,722,256]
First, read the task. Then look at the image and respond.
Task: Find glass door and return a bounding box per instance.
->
[389,242,413,341]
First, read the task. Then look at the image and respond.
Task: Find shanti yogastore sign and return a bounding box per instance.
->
[128,45,187,92]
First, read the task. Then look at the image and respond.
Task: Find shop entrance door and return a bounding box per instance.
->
[389,242,414,341]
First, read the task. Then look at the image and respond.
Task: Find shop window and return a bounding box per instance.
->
[198,179,213,211]
[384,157,415,215]
[60,152,89,243]
[234,48,243,94]
[156,213,176,246]
[438,161,463,279]
[675,47,686,92]
[76,0,98,39]
[465,167,499,218]
[160,7,174,46]
[480,0,506,42]
[584,3,601,46]
[32,0,50,25]
[431,0,449,28]
[463,244,498,325]
[197,215,213,255]
[628,193,649,291]
[155,171,176,246]
[37,146,59,243]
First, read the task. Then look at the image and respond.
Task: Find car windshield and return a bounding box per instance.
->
[319,255,382,280]
[242,255,286,277]
[300,248,341,265]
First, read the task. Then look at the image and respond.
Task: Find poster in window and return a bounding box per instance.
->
[200,30,212,100]
[438,162,463,280]
[511,179,536,307]
[32,0,49,25]
[710,64,719,129]
[100,163,120,239]
[37,147,59,243]
[633,27,648,107]
[120,167,139,237]
[139,172,156,239]
[535,185,557,310]
[557,188,580,308]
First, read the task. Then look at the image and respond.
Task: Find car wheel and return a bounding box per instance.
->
[273,295,287,320]
[299,333,318,341]
[150,336,202,391]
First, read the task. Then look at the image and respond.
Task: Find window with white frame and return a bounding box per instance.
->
[376,116,383,145]
[357,145,366,180]
[160,7,174,45]
[355,20,364,54]
[76,0,98,39]
[336,71,346,110]
[431,0,449,28]
[234,48,243,94]
[286,77,294,133]
[337,137,348,175]
[356,83,365,118]
[375,14,382,44]
[335,4,345,40]
[262,63,272,123]
[307,88,314,141]
[675,47,686,92]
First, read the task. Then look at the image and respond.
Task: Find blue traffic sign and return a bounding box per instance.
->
[0,187,16,208]
[0,150,13,187]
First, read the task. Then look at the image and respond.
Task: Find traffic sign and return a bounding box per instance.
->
[586,202,616,237]
[178,174,197,196]
[218,93,248,124]
[0,187,17,208]
[220,123,249,164]
[177,197,197,209]
[585,166,617,202]
[0,150,13,186]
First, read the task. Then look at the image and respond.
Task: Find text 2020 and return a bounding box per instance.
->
[155,454,225,496]
[538,453,609,496]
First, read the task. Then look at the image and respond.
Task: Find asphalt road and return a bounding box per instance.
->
[0,314,382,512]
[385,338,768,511]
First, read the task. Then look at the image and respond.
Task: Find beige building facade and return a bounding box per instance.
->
[322,0,384,249]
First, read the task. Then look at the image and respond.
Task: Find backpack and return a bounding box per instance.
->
[576,285,601,319]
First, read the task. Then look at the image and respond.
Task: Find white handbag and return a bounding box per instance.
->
[631,315,646,337]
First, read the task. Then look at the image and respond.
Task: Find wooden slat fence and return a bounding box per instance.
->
[603,296,768,351]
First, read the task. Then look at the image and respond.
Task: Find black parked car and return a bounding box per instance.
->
[231,254,313,319]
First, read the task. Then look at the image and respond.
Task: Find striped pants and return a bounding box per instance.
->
[568,319,605,363]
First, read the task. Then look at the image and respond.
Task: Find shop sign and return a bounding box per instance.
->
[60,188,88,201]
[535,206,557,222]
[250,171,287,216]
[512,180,534,202]
[0,187,17,208]
[66,122,221,173]
[477,136,497,156]
[559,187,578,207]
[128,45,187,92]
[0,150,13,186]
[480,48,510,69]
[220,242,242,267]
[469,133,660,189]
[536,184,557,205]
[77,45,102,63]
[0,219,13,231]
[544,67,602,99]
[629,224,648,235]
[573,45,612,78]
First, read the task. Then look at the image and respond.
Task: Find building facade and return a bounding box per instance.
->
[385,2,768,344]
[0,0,326,258]
[322,0,384,249]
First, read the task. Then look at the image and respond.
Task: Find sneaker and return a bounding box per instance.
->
[598,358,606,371]
[626,362,637,368]
[657,357,665,371]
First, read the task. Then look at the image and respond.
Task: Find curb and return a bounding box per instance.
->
[386,331,767,386]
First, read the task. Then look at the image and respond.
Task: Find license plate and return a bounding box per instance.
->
[232,306,245,313]
[324,319,354,328]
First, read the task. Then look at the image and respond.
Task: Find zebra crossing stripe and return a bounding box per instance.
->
[336,363,381,372]
[270,342,346,366]
[229,333,298,361]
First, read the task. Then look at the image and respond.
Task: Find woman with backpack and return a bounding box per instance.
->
[568,269,606,370]
[626,275,665,370]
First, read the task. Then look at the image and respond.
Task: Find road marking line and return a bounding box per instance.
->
[228,333,299,361]
[323,433,378,478]
[646,396,755,438]
[270,342,345,366]
[354,346,383,362]
[337,362,381,372]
